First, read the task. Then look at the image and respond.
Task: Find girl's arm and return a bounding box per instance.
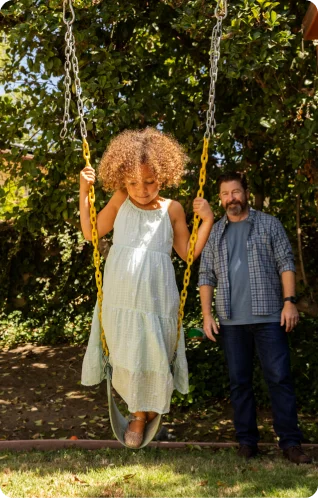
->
[79,166,127,241]
[170,198,214,262]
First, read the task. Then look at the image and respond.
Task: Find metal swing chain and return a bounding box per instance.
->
[205,1,227,141]
[175,0,227,354]
[60,0,87,141]
[60,0,226,361]
[61,0,109,357]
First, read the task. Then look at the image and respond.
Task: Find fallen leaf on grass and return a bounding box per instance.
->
[197,480,208,486]
[0,455,8,460]
[217,481,226,487]
[123,473,136,481]
[71,475,89,485]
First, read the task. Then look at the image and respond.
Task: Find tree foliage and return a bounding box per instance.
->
[0,0,317,409]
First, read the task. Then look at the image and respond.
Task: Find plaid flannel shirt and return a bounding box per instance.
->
[198,208,295,320]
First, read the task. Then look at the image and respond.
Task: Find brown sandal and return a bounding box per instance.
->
[124,414,147,449]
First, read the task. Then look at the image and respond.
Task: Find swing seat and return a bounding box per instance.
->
[105,363,162,448]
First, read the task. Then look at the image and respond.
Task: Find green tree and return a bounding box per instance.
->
[0,0,317,408]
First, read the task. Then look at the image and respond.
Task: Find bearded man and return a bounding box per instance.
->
[199,171,312,464]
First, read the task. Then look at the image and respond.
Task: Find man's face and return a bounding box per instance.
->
[219,180,249,217]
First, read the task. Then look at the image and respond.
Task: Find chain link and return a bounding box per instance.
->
[175,137,209,351]
[60,1,108,356]
[214,0,227,19]
[60,0,226,360]
[60,0,87,140]
[205,0,227,139]
[84,139,108,357]
[175,0,227,354]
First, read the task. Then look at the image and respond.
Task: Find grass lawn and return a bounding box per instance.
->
[0,447,317,498]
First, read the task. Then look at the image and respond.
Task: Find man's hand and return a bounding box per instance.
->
[203,314,219,342]
[281,302,299,333]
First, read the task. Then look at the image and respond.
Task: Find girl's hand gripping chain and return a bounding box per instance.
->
[79,165,96,240]
[187,198,214,261]
[193,197,214,224]
[80,165,96,193]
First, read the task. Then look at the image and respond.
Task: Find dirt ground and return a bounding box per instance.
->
[0,344,317,458]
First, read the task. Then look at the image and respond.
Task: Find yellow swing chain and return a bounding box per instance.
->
[175,0,227,353]
[60,0,227,360]
[61,0,109,357]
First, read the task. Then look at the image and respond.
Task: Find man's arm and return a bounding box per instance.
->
[199,285,219,342]
[198,230,219,341]
[270,218,299,333]
[271,218,296,274]
[280,270,299,333]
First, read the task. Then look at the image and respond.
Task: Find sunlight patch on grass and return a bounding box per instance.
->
[0,448,316,498]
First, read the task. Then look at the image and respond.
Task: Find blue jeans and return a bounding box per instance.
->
[220,322,303,449]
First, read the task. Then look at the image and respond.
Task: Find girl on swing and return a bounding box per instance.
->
[80,127,213,448]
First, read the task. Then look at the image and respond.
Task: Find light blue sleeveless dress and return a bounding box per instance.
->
[82,197,189,414]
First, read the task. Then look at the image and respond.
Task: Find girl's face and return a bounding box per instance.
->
[124,164,160,207]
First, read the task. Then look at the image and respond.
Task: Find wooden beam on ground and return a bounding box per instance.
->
[303,2,318,40]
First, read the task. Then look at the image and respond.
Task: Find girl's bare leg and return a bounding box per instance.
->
[128,411,158,432]
[129,411,147,433]
[147,411,158,422]
[125,410,159,447]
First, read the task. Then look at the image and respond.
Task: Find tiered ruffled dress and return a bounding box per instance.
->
[81,197,189,414]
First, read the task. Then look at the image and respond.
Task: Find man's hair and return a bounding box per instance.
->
[216,171,248,193]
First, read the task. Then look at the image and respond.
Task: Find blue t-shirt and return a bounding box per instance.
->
[220,219,281,325]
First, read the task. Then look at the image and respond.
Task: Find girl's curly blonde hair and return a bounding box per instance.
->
[98,127,189,191]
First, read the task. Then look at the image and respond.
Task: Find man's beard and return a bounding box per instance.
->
[225,199,248,216]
